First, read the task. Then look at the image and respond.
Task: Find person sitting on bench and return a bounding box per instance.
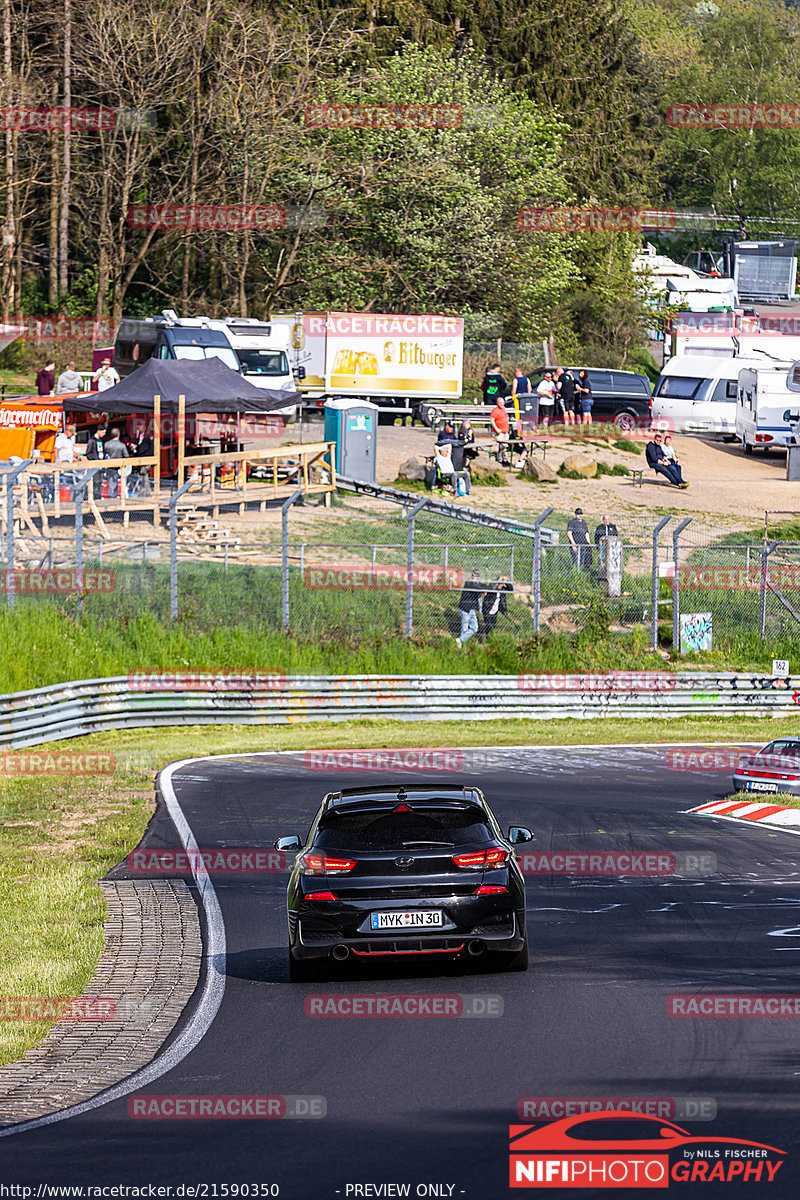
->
[645,432,688,488]
[434,441,471,494]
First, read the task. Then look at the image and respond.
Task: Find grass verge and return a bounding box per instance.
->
[2,711,795,1066]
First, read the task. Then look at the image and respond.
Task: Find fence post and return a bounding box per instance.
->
[671,517,693,656]
[4,459,34,609]
[72,468,103,618]
[406,497,429,638]
[282,488,304,631]
[170,479,194,623]
[532,508,554,634]
[759,542,777,636]
[651,516,671,650]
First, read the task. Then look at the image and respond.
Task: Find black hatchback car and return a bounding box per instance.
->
[526,367,652,433]
[276,784,533,980]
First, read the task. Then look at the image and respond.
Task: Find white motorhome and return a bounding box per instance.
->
[736,363,800,454]
[652,354,763,437]
[112,311,298,419]
[212,318,296,417]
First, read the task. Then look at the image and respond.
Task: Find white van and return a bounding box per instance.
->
[736,364,799,454]
[651,355,761,437]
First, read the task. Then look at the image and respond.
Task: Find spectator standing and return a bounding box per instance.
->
[594,514,619,546]
[552,367,566,426]
[576,371,593,426]
[134,429,155,495]
[536,371,556,427]
[481,363,508,407]
[56,362,83,394]
[54,422,76,497]
[103,425,130,497]
[481,576,509,638]
[92,357,120,392]
[456,571,483,647]
[511,367,535,424]
[566,507,592,569]
[490,397,511,465]
[646,432,688,487]
[559,369,577,427]
[36,362,55,395]
[86,424,107,498]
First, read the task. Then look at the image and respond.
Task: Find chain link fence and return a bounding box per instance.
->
[2,465,800,654]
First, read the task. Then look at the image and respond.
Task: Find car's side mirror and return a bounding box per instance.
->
[508,826,534,844]
[274,835,303,851]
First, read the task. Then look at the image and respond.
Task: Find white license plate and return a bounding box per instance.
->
[747,781,779,793]
[370,910,443,930]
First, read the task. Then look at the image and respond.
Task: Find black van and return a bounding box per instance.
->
[528,367,652,433]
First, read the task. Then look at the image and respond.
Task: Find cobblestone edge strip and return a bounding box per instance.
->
[0,879,202,1126]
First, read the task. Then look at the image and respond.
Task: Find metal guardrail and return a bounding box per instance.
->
[0,673,797,750]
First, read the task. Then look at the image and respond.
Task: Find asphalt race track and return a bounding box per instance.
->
[2,745,800,1198]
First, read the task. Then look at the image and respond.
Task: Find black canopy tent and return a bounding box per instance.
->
[64,357,299,413]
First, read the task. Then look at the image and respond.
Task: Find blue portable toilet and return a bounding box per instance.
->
[324,398,379,483]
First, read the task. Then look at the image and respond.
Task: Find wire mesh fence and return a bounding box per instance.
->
[3,467,800,654]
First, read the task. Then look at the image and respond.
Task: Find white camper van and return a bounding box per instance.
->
[651,355,758,437]
[736,363,800,454]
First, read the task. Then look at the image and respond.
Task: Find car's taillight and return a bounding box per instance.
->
[304,890,338,901]
[297,852,356,876]
[453,848,509,870]
[475,885,507,895]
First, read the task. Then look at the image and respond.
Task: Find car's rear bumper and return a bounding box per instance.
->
[733,773,800,796]
[291,909,526,961]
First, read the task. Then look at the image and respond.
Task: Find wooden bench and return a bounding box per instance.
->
[630,468,644,487]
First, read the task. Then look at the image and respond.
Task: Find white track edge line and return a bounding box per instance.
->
[0,757,226,1138]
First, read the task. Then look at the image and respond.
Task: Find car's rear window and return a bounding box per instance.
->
[314,807,493,850]
[762,741,800,757]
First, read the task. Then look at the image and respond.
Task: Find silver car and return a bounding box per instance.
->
[733,738,800,796]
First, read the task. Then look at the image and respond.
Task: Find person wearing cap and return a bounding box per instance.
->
[566,507,592,569]
[92,357,120,392]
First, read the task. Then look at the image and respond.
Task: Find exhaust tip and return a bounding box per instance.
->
[467,940,485,957]
[332,945,350,961]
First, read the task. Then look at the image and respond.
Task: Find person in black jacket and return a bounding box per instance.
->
[594,514,619,545]
[85,424,107,497]
[481,576,510,638]
[481,364,508,406]
[646,433,687,487]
